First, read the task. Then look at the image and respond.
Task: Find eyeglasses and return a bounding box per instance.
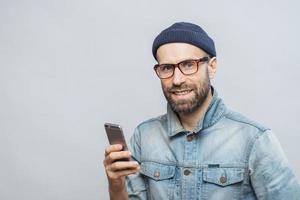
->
[153,57,209,79]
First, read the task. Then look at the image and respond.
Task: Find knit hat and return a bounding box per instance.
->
[152,22,216,60]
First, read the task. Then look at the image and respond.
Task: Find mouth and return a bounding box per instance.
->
[171,89,193,96]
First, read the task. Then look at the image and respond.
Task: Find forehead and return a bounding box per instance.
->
[156,43,206,64]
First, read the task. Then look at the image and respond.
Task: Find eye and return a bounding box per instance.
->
[159,64,173,72]
[181,60,196,69]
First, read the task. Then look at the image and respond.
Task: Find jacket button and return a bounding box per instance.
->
[183,169,191,176]
[154,170,160,178]
[186,134,194,141]
[220,175,227,184]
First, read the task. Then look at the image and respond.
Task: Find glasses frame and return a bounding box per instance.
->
[153,56,209,79]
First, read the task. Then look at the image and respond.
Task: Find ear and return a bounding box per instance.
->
[207,57,217,79]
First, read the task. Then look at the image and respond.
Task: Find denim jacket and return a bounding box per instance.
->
[126,89,300,200]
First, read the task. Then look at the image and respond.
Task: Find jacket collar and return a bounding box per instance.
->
[167,87,226,137]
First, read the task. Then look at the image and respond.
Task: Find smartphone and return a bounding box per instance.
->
[104,123,129,161]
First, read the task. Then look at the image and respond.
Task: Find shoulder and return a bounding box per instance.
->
[135,113,167,131]
[222,109,270,134]
[221,110,275,160]
[129,113,168,145]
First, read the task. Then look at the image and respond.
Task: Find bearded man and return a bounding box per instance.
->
[103,22,300,200]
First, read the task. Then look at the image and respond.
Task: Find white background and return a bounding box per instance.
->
[1,0,299,199]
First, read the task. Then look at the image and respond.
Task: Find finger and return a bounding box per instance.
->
[108,161,139,171]
[107,167,140,180]
[105,144,123,156]
[105,151,132,164]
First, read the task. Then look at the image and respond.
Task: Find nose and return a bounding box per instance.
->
[172,67,186,86]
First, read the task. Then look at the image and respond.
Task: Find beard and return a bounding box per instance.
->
[162,69,211,114]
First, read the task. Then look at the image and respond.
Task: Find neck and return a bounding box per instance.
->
[178,88,213,132]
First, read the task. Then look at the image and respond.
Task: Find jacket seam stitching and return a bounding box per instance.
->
[223,114,270,132]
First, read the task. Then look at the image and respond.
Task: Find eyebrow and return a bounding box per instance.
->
[158,55,205,65]
[158,57,202,65]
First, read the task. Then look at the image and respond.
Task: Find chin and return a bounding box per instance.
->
[171,103,195,114]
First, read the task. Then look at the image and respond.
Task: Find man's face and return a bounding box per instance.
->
[156,43,214,114]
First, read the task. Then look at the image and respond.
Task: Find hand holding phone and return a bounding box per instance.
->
[103,123,140,188]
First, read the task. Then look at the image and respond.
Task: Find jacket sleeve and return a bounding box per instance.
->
[248,130,300,200]
[125,127,147,200]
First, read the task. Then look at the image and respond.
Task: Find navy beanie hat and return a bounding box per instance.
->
[152,22,216,60]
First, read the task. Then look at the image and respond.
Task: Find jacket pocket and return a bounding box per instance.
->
[203,167,245,186]
[140,161,177,199]
[140,161,176,181]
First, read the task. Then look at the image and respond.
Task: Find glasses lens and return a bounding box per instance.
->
[156,64,174,78]
[179,60,197,75]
